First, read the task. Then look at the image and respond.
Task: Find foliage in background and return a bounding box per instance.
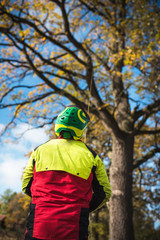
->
[0,189,30,239]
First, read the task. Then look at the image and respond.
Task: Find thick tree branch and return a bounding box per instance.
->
[0,43,13,46]
[133,147,160,169]
[133,98,160,122]
[132,99,160,135]
[134,129,160,135]
[0,58,28,68]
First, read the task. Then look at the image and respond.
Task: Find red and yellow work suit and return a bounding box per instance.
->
[22,138,111,240]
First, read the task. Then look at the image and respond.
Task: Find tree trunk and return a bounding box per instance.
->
[109,134,134,240]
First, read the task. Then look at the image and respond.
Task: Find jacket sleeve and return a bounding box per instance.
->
[89,155,111,212]
[22,150,35,197]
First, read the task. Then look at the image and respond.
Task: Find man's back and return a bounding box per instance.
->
[23,139,95,240]
[30,139,94,206]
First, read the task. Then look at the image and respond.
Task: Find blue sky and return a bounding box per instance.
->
[0,109,49,195]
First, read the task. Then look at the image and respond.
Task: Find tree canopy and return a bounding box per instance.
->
[0,0,159,138]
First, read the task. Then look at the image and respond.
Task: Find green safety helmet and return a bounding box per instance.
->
[55,105,90,140]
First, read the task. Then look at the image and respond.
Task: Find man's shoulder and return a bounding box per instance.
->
[34,139,56,151]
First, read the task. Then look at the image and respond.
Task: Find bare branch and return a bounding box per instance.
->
[0,83,44,103]
[133,147,160,169]
[0,91,55,109]
[0,58,28,68]
[13,117,57,141]
[0,43,13,46]
[132,98,160,135]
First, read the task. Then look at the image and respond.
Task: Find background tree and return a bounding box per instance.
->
[0,190,30,240]
[0,1,159,240]
[89,206,109,240]
[6,192,30,233]
[0,189,16,215]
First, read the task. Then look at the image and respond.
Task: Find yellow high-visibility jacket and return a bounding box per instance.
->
[22,139,111,240]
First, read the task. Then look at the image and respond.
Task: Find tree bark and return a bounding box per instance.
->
[109,134,134,240]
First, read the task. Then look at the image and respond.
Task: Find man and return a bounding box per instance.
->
[22,105,111,240]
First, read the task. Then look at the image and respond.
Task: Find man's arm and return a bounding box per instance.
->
[89,155,111,212]
[22,151,35,197]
